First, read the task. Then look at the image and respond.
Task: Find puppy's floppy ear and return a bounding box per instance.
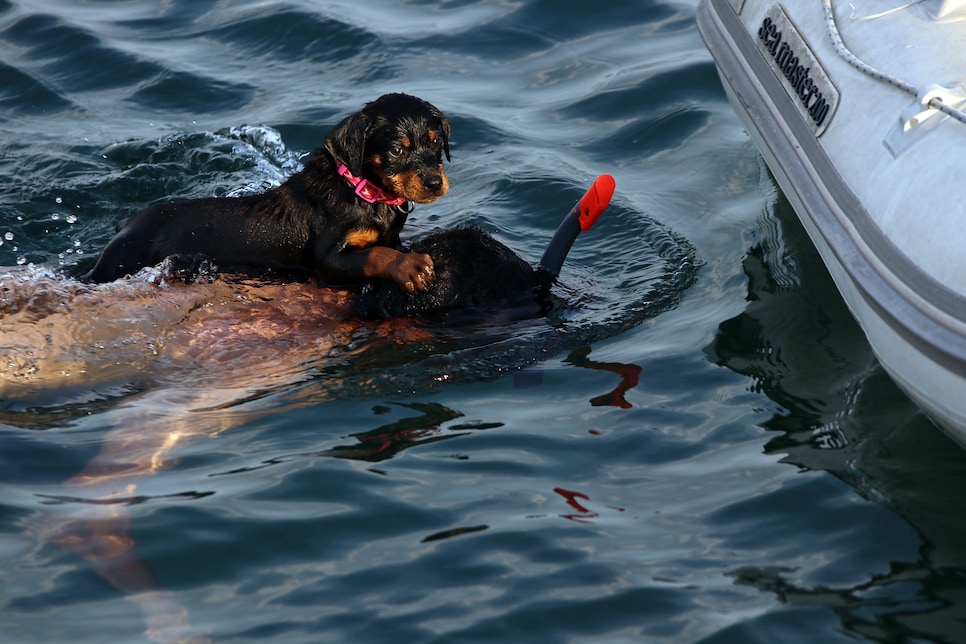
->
[426,101,451,162]
[324,112,369,176]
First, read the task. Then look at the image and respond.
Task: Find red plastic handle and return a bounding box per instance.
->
[577,174,615,232]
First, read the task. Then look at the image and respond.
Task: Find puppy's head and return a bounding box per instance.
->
[355,225,554,324]
[324,93,451,204]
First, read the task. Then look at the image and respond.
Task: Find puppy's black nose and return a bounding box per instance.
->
[423,175,443,191]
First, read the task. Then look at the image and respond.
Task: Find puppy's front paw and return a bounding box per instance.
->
[390,252,435,293]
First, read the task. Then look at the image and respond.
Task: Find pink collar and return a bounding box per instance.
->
[336,163,407,206]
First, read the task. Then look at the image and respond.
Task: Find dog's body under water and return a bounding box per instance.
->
[1,225,553,409]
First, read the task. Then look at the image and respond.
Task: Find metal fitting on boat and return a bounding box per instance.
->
[901,83,966,131]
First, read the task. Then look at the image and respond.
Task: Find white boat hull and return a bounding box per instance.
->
[697,0,966,444]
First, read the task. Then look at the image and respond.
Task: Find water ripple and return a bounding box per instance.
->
[127,69,256,114]
[0,61,74,117]
[206,9,379,64]
[2,13,164,93]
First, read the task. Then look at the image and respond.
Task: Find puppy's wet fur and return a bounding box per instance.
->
[81,93,450,292]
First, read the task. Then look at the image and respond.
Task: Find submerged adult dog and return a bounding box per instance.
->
[80,93,450,292]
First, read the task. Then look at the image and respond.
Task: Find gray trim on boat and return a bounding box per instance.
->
[697,0,966,376]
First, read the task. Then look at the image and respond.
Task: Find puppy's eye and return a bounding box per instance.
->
[388,145,405,158]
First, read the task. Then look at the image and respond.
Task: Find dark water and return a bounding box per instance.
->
[2,1,966,642]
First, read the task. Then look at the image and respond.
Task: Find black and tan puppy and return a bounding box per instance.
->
[80,93,451,291]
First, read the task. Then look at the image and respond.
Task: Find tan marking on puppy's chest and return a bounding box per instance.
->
[344,228,381,249]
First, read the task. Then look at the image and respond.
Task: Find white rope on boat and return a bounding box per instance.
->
[823,0,966,127]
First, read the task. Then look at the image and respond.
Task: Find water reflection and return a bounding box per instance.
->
[212,402,474,472]
[564,346,643,409]
[23,347,648,642]
[31,397,481,642]
[706,193,966,642]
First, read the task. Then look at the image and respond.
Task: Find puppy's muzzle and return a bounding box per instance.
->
[422,173,445,193]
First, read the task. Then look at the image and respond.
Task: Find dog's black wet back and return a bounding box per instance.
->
[355,225,553,323]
